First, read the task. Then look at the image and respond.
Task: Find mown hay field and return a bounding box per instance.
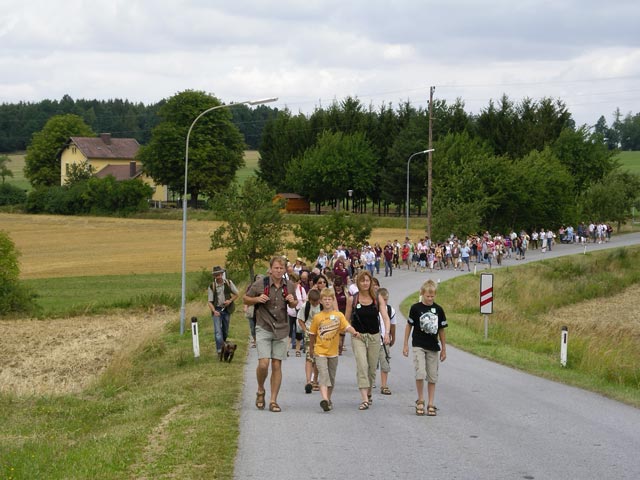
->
[1,213,225,279]
[0,213,417,279]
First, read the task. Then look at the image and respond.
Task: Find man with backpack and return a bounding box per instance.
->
[208,266,239,355]
[244,256,298,413]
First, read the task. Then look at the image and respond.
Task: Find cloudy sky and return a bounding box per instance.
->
[1,0,639,126]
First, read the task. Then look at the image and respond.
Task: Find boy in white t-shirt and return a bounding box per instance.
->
[377,288,396,395]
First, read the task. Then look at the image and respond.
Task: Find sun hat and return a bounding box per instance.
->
[212,266,225,275]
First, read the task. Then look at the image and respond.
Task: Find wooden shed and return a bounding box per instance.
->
[274,193,310,213]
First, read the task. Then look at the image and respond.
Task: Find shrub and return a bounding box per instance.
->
[24,177,153,215]
[0,231,37,315]
[0,183,28,206]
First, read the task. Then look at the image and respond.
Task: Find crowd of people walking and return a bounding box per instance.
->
[211,222,612,415]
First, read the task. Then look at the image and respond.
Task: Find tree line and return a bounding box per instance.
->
[257,95,640,237]
[5,90,640,239]
[0,94,277,152]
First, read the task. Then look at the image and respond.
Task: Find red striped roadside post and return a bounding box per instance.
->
[480,273,494,340]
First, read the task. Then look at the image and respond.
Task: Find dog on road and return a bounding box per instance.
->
[219,341,237,362]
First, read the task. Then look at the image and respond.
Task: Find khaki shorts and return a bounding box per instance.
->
[255,326,288,361]
[315,356,339,387]
[412,347,439,383]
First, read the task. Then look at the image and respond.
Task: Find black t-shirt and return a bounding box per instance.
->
[352,300,380,335]
[408,301,447,351]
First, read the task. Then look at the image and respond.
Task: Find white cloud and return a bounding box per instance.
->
[0,0,639,125]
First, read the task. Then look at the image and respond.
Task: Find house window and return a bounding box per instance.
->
[65,163,70,174]
[72,146,77,154]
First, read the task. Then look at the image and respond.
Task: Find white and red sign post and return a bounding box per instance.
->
[480,273,494,339]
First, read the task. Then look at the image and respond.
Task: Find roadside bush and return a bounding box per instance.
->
[0,183,28,206]
[0,231,37,315]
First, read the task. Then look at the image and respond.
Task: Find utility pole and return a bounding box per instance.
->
[427,86,435,239]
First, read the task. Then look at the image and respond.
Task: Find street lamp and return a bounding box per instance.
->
[180,97,278,334]
[347,189,353,212]
[406,149,435,240]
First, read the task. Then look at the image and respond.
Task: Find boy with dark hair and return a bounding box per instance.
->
[297,289,322,393]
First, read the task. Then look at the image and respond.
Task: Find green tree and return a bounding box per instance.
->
[258,109,313,192]
[63,160,95,186]
[288,211,373,263]
[383,114,429,213]
[0,231,36,315]
[209,178,284,281]
[137,90,245,207]
[619,111,640,150]
[580,171,640,231]
[429,132,494,235]
[0,154,13,183]
[551,126,617,197]
[24,114,94,186]
[285,130,377,210]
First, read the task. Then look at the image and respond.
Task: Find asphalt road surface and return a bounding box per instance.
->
[234,234,640,480]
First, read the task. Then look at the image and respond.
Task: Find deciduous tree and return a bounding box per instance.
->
[24,114,94,186]
[209,178,284,281]
[0,231,36,315]
[288,211,373,263]
[137,90,245,207]
[0,155,13,184]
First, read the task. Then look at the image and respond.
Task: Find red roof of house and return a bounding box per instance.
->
[95,164,142,181]
[67,133,140,160]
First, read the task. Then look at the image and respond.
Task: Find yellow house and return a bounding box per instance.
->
[59,133,169,204]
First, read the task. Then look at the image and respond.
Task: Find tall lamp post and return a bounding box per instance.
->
[180,97,278,334]
[406,149,435,240]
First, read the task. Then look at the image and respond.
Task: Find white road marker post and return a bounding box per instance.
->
[191,316,200,358]
[480,273,494,340]
[560,326,568,367]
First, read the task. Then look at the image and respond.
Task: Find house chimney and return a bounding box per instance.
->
[100,133,112,144]
[129,161,137,178]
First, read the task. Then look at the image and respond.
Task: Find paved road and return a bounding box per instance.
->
[234,235,640,480]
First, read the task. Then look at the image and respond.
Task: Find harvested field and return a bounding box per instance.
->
[1,213,225,279]
[0,308,175,395]
[0,213,419,279]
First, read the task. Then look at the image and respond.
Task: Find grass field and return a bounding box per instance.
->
[236,150,260,184]
[616,150,640,174]
[3,152,29,191]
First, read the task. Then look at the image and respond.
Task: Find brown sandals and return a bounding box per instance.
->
[269,402,281,413]
[255,391,266,410]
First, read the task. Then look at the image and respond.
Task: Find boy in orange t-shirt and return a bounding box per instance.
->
[309,288,360,412]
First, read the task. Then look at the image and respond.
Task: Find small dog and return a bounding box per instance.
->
[219,341,237,362]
